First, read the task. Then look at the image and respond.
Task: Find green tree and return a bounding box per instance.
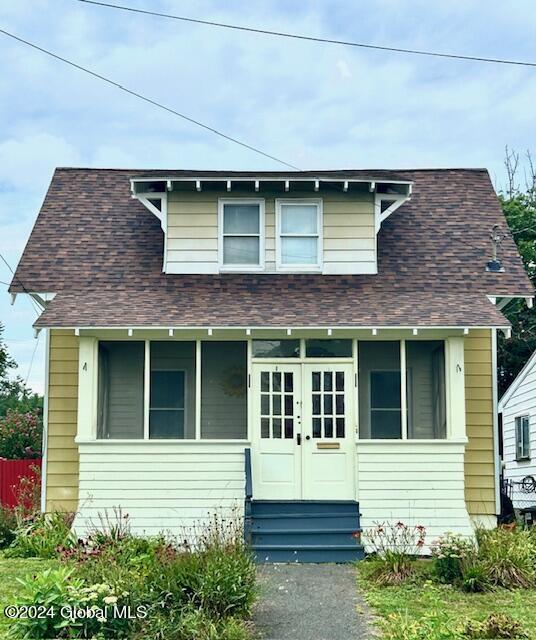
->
[497,149,536,397]
[0,322,42,417]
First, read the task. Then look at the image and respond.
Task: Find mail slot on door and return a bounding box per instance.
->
[316,442,340,450]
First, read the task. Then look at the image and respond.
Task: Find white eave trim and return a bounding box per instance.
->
[374,191,412,234]
[498,347,536,411]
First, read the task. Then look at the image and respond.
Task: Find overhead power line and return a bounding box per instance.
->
[74,0,536,69]
[0,251,42,315]
[0,27,300,170]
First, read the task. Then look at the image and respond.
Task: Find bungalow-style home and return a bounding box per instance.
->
[499,349,536,510]
[9,168,534,561]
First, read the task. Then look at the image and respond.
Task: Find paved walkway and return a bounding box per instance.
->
[253,564,376,640]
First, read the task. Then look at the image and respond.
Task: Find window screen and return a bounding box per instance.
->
[515,416,530,460]
[358,342,401,439]
[278,202,320,267]
[406,341,446,439]
[97,341,144,439]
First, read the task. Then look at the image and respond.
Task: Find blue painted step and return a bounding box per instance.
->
[247,500,363,563]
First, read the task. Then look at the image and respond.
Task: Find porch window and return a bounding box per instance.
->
[252,339,300,358]
[97,341,145,439]
[358,340,447,440]
[359,342,402,439]
[305,339,352,358]
[515,416,530,460]
[150,342,196,439]
[276,200,322,270]
[201,341,248,439]
[219,200,264,268]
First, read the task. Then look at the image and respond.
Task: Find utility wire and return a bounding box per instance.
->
[74,0,536,69]
[25,330,41,386]
[0,252,42,315]
[0,27,300,170]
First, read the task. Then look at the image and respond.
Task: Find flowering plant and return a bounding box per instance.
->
[0,410,42,459]
[430,532,477,583]
[363,521,426,584]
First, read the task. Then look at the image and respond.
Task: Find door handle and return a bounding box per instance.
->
[297,434,302,445]
[305,435,311,441]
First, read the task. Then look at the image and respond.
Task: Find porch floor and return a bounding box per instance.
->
[253,563,375,640]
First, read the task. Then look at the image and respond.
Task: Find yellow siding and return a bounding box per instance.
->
[464,329,495,516]
[167,189,376,274]
[46,330,79,512]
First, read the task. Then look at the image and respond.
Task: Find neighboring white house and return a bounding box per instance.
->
[499,349,536,508]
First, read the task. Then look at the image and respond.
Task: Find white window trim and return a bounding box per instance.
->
[218,198,265,272]
[515,415,530,461]
[275,198,323,272]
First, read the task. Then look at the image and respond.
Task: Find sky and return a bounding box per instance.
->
[0,0,535,394]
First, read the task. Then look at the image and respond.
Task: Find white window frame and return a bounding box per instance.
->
[218,198,265,272]
[275,199,323,272]
[515,415,530,461]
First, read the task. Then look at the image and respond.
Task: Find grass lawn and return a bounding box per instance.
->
[358,561,536,640]
[0,554,58,638]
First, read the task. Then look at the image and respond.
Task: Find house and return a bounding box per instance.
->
[9,168,534,561]
[499,349,536,511]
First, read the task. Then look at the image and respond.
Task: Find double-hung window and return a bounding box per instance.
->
[276,200,322,271]
[515,416,530,460]
[219,199,264,270]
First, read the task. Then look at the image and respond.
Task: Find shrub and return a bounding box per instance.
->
[460,562,490,593]
[430,532,478,584]
[463,613,527,638]
[0,505,17,548]
[0,410,41,459]
[8,566,133,639]
[6,511,75,559]
[363,521,426,585]
[476,527,536,589]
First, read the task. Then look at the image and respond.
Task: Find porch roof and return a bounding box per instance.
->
[8,167,533,329]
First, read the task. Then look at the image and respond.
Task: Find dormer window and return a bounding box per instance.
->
[219,199,265,270]
[276,199,322,271]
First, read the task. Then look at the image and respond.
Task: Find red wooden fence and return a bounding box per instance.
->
[0,459,41,509]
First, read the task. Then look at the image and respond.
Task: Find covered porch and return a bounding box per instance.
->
[69,326,475,543]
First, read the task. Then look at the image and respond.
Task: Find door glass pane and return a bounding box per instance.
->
[285,395,293,415]
[323,394,333,414]
[223,236,259,265]
[335,371,345,391]
[325,417,333,438]
[312,372,321,391]
[253,339,300,358]
[281,237,317,265]
[261,394,269,414]
[285,419,294,439]
[336,417,345,438]
[261,371,269,392]
[223,204,259,233]
[406,341,446,439]
[323,372,333,391]
[273,418,282,438]
[313,417,321,438]
[272,394,281,416]
[310,369,346,440]
[336,394,345,415]
[273,372,281,392]
[312,394,321,415]
[284,372,294,392]
[281,204,318,234]
[306,340,352,358]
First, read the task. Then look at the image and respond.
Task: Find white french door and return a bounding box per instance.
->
[251,363,355,500]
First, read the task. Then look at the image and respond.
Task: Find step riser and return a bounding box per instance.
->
[252,532,359,545]
[251,516,359,531]
[251,501,359,516]
[253,548,365,563]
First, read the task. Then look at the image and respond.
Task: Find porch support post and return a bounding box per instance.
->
[77,336,98,439]
[446,337,466,440]
[195,340,201,440]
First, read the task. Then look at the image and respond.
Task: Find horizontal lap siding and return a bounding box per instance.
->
[73,444,247,537]
[46,330,79,512]
[464,330,495,516]
[357,443,473,545]
[166,190,375,274]
[501,364,536,500]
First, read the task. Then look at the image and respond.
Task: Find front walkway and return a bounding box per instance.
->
[253,564,376,640]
